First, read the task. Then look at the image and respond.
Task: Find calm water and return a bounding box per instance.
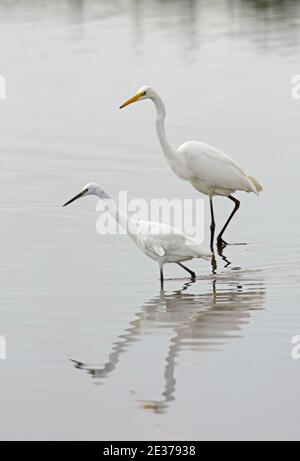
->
[0,0,300,440]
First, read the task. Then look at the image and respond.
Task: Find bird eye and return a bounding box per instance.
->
[142,91,147,96]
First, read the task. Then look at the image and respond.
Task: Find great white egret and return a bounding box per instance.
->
[119,86,262,251]
[63,183,212,283]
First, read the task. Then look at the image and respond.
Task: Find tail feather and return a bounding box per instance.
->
[247,175,263,194]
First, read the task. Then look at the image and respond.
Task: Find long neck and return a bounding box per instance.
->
[104,200,130,231]
[112,205,139,239]
[112,204,129,231]
[153,94,177,163]
[95,189,137,236]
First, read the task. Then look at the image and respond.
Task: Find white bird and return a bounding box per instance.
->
[119,86,263,251]
[63,183,212,283]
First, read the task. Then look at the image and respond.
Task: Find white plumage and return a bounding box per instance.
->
[134,219,211,263]
[180,141,260,196]
[63,183,211,283]
[120,86,262,250]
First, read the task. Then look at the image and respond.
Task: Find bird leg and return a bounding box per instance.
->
[177,263,196,280]
[209,196,218,273]
[211,253,217,274]
[160,267,164,287]
[217,244,232,268]
[217,195,240,249]
[209,196,216,252]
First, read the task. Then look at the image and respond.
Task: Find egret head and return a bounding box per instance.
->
[119,86,156,109]
[63,183,110,207]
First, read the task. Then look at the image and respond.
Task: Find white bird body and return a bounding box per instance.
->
[130,219,211,265]
[120,86,262,249]
[177,141,260,197]
[63,183,211,282]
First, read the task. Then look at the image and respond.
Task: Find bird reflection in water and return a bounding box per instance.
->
[72,270,265,414]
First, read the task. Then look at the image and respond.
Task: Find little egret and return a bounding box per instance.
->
[63,183,212,283]
[119,86,263,251]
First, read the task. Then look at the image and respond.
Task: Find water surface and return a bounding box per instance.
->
[0,0,300,440]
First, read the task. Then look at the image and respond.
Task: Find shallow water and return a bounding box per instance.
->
[0,0,300,440]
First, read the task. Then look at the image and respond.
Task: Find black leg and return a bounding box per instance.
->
[209,196,216,252]
[160,267,164,286]
[211,253,217,274]
[177,263,196,280]
[217,244,232,268]
[217,195,240,248]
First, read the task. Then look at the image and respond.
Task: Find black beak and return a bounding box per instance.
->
[63,190,86,207]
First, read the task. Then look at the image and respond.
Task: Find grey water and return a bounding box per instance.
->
[0,0,300,440]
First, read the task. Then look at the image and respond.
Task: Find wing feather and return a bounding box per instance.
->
[180,141,256,193]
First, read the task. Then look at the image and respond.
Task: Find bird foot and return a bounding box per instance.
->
[217,238,247,248]
[217,237,228,249]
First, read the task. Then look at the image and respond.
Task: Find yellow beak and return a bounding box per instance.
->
[119,92,143,109]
